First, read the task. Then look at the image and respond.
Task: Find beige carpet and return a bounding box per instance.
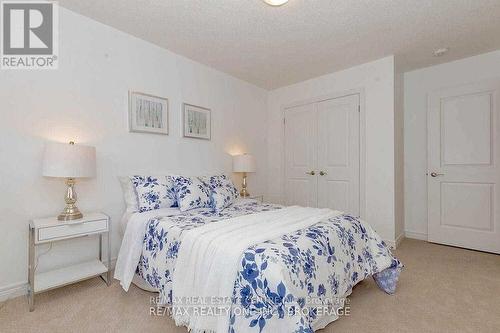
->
[1,239,499,333]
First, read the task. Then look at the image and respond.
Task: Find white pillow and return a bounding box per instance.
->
[173,175,211,212]
[118,176,139,213]
[199,174,239,211]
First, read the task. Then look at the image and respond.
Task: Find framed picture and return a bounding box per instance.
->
[183,103,211,140]
[129,91,169,135]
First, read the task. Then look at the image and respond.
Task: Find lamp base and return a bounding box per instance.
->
[57,178,83,221]
[57,207,83,221]
[240,172,250,197]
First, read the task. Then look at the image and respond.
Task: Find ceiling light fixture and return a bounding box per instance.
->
[263,0,289,6]
[433,48,449,57]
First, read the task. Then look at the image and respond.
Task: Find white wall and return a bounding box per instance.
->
[404,50,500,239]
[267,56,397,244]
[394,71,405,243]
[0,8,268,298]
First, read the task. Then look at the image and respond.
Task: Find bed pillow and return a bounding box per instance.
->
[200,174,239,211]
[173,176,211,212]
[130,175,177,213]
[118,176,139,213]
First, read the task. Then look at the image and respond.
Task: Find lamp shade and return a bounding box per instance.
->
[42,142,96,178]
[232,154,256,173]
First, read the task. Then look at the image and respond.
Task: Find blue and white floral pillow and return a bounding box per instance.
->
[173,176,211,212]
[200,174,239,212]
[130,175,176,213]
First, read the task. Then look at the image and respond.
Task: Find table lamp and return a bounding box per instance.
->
[42,141,96,221]
[232,154,256,197]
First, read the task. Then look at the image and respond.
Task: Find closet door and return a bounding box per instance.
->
[284,103,318,207]
[317,94,360,215]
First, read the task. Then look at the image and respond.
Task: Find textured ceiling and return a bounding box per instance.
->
[59,0,500,89]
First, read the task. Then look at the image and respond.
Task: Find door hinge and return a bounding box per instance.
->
[358,105,360,112]
[283,118,286,125]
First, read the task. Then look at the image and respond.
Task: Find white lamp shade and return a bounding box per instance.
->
[232,154,256,173]
[42,142,96,178]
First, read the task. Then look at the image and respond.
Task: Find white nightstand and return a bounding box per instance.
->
[28,213,111,311]
[246,195,264,203]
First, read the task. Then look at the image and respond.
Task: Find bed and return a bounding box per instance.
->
[115,198,402,333]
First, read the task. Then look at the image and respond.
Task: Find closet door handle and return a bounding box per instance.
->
[306,171,316,176]
[430,172,444,178]
[319,171,327,176]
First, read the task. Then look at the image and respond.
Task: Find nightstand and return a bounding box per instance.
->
[247,195,264,203]
[28,213,111,311]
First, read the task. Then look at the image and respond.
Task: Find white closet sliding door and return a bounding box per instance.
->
[284,94,360,214]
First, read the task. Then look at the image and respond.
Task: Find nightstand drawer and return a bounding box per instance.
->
[37,219,108,243]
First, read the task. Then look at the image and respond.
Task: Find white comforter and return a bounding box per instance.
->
[116,200,402,333]
[171,206,341,333]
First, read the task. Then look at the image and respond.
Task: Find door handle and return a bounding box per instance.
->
[319,171,327,176]
[430,172,444,178]
[306,171,316,176]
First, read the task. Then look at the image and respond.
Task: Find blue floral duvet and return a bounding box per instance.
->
[137,200,402,333]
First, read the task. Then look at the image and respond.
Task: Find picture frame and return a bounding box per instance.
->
[183,103,211,140]
[129,91,169,135]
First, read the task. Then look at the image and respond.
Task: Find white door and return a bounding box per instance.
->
[284,94,360,213]
[317,95,360,214]
[284,103,318,207]
[428,80,500,254]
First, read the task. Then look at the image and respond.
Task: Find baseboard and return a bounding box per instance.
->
[383,232,404,250]
[0,257,117,303]
[405,230,428,241]
[395,232,405,248]
[0,282,28,302]
[384,239,396,249]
